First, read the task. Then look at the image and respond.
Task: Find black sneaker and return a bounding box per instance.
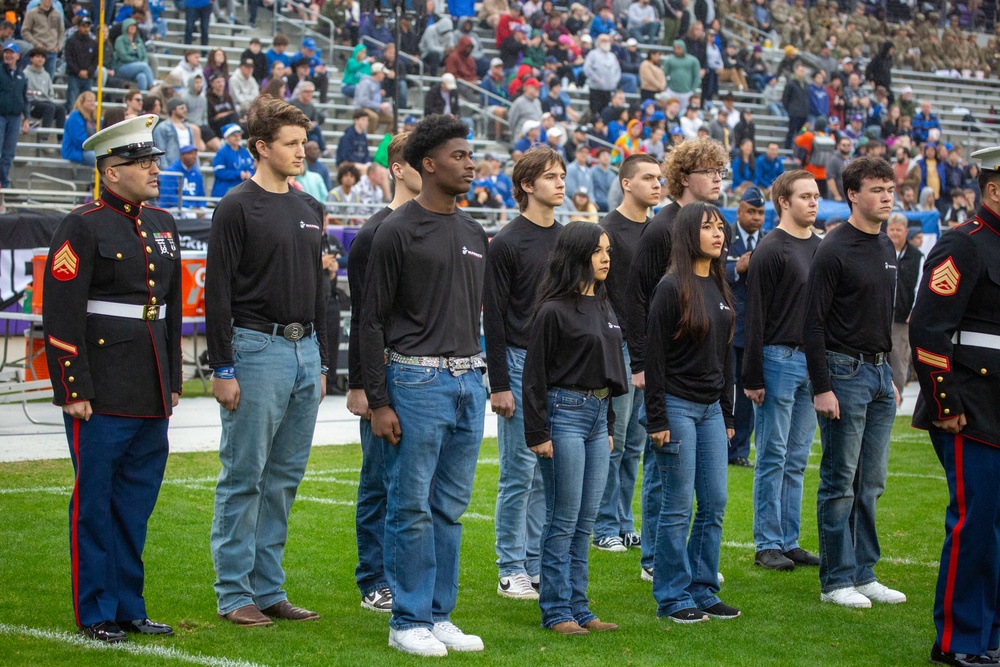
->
[931,643,1000,666]
[667,608,708,624]
[783,547,820,567]
[730,457,753,468]
[702,601,741,619]
[754,549,795,571]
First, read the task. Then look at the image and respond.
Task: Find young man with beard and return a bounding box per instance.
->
[207,96,328,627]
[803,157,905,609]
[624,136,730,582]
[743,170,823,572]
[485,145,566,601]
[361,114,488,657]
[593,154,661,555]
[345,132,421,615]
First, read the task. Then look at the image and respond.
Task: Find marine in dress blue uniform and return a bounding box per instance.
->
[42,115,182,643]
[910,145,1000,667]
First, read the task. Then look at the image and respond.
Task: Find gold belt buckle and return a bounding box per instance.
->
[142,304,160,320]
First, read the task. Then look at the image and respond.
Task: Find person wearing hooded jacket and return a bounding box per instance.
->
[865,41,894,101]
[445,35,479,93]
[663,39,701,113]
[341,44,372,100]
[420,16,453,76]
[583,33,621,115]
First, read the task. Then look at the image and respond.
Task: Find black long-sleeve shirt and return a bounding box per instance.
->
[644,274,735,433]
[483,214,562,393]
[205,179,328,368]
[893,243,923,323]
[623,201,680,372]
[802,222,897,395]
[522,294,628,447]
[360,199,488,409]
[742,228,822,389]
[347,205,393,389]
[599,209,646,345]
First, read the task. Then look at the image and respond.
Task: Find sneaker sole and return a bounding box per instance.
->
[863,595,907,604]
[496,587,539,600]
[436,641,484,652]
[668,615,709,624]
[593,544,627,552]
[820,595,872,608]
[704,611,741,620]
[361,601,393,613]
[641,571,653,582]
[388,638,448,657]
[754,560,795,571]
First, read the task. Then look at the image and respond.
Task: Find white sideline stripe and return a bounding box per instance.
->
[463,512,493,521]
[805,464,945,481]
[0,623,271,667]
[296,495,355,506]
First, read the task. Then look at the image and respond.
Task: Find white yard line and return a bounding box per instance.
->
[0,623,272,667]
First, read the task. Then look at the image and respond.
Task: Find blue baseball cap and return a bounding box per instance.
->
[651,111,666,121]
[76,9,92,21]
[2,42,18,54]
[222,124,241,139]
[404,115,417,125]
[670,126,683,136]
[179,144,197,154]
[741,186,766,208]
[301,37,317,50]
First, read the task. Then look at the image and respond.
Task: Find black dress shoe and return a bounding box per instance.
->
[122,618,174,636]
[783,547,821,567]
[754,549,795,571]
[729,457,753,468]
[931,643,1000,666]
[80,621,127,643]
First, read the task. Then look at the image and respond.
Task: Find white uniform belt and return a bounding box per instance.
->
[86,300,167,321]
[952,331,1000,350]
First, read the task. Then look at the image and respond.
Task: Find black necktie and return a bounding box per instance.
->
[746,235,755,253]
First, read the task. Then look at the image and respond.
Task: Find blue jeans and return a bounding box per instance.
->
[752,345,816,551]
[816,351,895,593]
[0,115,20,188]
[355,418,388,596]
[618,73,639,95]
[639,406,661,571]
[594,343,645,539]
[537,388,610,628]
[494,346,544,578]
[185,4,212,46]
[66,76,93,113]
[117,61,155,90]
[729,346,754,461]
[383,361,487,630]
[652,394,728,617]
[210,327,322,614]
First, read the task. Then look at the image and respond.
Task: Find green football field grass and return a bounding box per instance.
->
[0,417,947,666]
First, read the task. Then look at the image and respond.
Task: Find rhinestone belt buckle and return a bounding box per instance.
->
[283,323,306,341]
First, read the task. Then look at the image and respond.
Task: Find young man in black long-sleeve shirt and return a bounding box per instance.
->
[206,97,326,627]
[485,146,565,601]
[360,114,488,657]
[802,157,905,609]
[593,154,660,557]
[622,137,730,578]
[742,171,822,573]
[345,132,421,615]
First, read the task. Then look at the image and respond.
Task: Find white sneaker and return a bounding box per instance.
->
[718,571,725,584]
[856,581,907,604]
[641,566,653,582]
[821,586,872,608]
[389,627,448,657]
[431,622,484,652]
[498,573,538,600]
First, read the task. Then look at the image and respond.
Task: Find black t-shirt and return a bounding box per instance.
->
[599,208,647,345]
[803,221,897,394]
[742,228,822,389]
[623,201,680,372]
[541,95,567,122]
[644,274,735,433]
[483,214,562,392]
[360,199,488,409]
[522,294,628,447]
[205,179,328,367]
[346,205,393,389]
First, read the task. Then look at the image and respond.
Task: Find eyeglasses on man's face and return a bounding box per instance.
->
[689,168,730,180]
[118,156,161,170]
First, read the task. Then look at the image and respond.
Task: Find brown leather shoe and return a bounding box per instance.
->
[550,621,589,635]
[582,618,619,631]
[218,604,273,627]
[260,600,320,621]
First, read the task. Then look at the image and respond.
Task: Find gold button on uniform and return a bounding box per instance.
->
[151,297,157,304]
[98,339,105,345]
[71,392,77,398]
[141,231,147,238]
[983,368,989,375]
[124,204,131,212]
[136,220,141,225]
[146,246,152,253]
[68,376,74,382]
[937,376,944,382]
[944,409,951,415]
[148,280,155,286]
[116,253,122,259]
[64,361,70,367]
[940,393,946,398]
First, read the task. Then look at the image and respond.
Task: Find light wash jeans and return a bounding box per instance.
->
[117,61,155,90]
[816,351,895,593]
[383,361,486,630]
[652,394,728,617]
[494,346,544,578]
[752,345,816,551]
[210,327,322,614]
[537,388,610,628]
[355,418,388,596]
[594,343,645,540]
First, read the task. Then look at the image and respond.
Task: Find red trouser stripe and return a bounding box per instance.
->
[941,435,966,653]
[70,417,81,627]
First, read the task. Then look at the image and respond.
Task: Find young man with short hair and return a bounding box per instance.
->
[743,170,823,572]
[485,145,566,601]
[803,157,905,609]
[361,114,488,657]
[336,109,371,166]
[207,96,328,627]
[593,153,661,555]
[345,132,421,615]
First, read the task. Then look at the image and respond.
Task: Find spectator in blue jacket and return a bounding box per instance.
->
[730,138,756,192]
[484,152,515,208]
[210,124,254,198]
[0,42,29,186]
[335,109,371,166]
[911,100,941,144]
[754,141,785,191]
[807,70,829,124]
[293,37,329,104]
[358,13,393,59]
[265,34,292,71]
[159,144,205,209]
[61,89,95,167]
[589,5,615,40]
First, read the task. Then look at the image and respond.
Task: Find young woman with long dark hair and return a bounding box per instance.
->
[644,201,739,624]
[522,221,628,635]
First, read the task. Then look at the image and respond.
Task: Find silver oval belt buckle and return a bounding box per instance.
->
[283,323,305,341]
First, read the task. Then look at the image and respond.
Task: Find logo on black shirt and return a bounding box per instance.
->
[607,322,620,329]
[300,220,320,230]
[719,302,731,311]
[461,246,483,259]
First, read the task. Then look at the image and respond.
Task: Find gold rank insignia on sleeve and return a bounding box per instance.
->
[916,347,951,371]
[929,256,960,297]
[51,241,80,281]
